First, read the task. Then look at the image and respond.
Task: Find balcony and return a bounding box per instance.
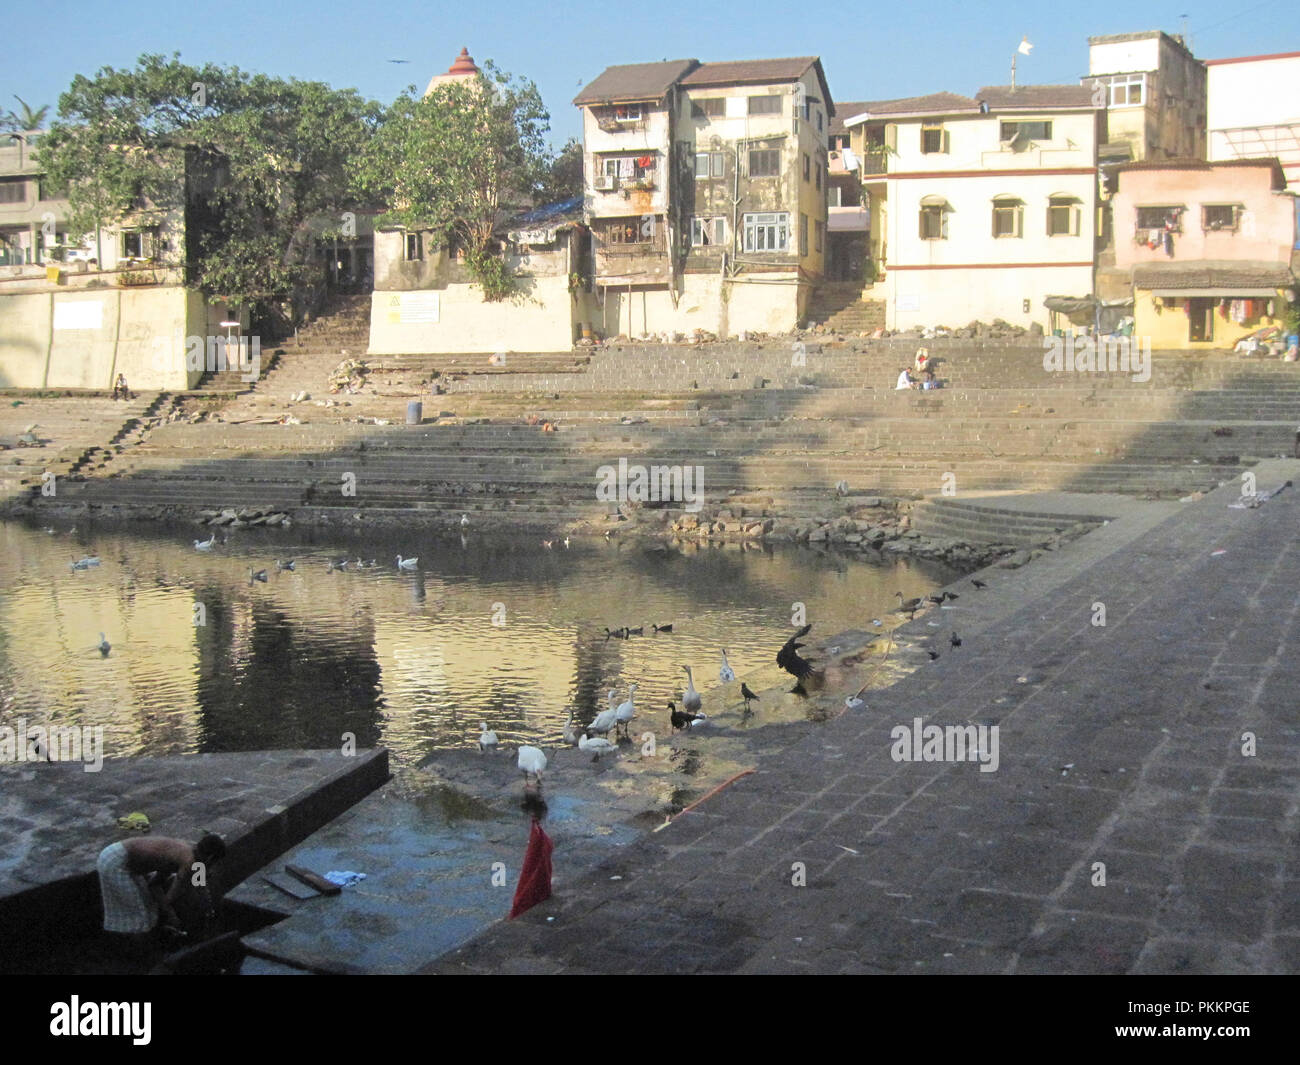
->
[861,150,890,176]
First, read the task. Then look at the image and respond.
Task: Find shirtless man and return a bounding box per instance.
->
[97,834,226,942]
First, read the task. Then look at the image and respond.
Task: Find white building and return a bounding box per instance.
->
[843,85,1102,331]
[1206,50,1300,192]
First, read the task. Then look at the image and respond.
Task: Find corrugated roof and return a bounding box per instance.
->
[1132,260,1294,289]
[573,60,699,106]
[840,93,982,126]
[977,85,1098,110]
[681,57,834,115]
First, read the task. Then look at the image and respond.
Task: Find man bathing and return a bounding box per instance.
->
[97,834,226,942]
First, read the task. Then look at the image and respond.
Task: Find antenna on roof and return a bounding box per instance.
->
[1012,36,1033,92]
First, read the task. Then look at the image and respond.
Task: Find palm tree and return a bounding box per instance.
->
[3,96,50,132]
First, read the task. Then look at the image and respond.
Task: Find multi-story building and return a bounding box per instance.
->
[1084,31,1206,166]
[1111,158,1297,349]
[574,55,833,337]
[0,138,252,390]
[1206,50,1300,193]
[0,130,73,266]
[842,86,1102,331]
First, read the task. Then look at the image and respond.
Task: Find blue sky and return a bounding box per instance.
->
[3,0,1296,149]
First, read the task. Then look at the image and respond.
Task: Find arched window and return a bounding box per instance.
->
[1048,193,1082,236]
[919,195,950,240]
[992,195,1023,238]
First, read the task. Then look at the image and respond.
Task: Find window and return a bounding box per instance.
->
[992,197,1023,238]
[602,155,655,181]
[691,98,724,118]
[748,95,782,116]
[121,231,145,258]
[743,212,789,252]
[802,153,810,182]
[1136,205,1183,231]
[748,149,780,177]
[919,204,948,240]
[1202,204,1240,231]
[817,110,823,132]
[0,179,26,204]
[802,97,811,120]
[1000,121,1052,143]
[814,219,824,253]
[694,151,725,178]
[690,217,727,247]
[603,218,653,245]
[1105,74,1145,107]
[1047,196,1081,236]
[404,232,423,261]
[612,104,642,122]
[815,162,822,191]
[921,125,948,154]
[799,213,809,256]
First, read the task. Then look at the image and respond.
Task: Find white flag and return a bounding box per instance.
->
[1018,37,1033,55]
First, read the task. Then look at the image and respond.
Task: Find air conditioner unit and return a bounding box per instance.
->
[594,175,617,191]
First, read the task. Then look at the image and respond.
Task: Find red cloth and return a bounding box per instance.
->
[509,818,554,919]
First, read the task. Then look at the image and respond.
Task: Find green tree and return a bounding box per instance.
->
[356,62,550,301]
[537,137,584,205]
[37,54,381,326]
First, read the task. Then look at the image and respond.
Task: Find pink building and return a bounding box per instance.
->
[1112,158,1297,348]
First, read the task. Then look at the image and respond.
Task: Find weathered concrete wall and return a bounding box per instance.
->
[369,273,590,354]
[0,291,50,387]
[597,274,803,337]
[0,285,206,390]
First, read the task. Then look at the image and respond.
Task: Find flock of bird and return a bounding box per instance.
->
[480,578,992,791]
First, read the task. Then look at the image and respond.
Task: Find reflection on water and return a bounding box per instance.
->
[0,519,962,779]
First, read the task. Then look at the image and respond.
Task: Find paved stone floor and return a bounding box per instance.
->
[426,461,1300,974]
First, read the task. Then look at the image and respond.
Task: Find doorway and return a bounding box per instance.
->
[1188,298,1213,343]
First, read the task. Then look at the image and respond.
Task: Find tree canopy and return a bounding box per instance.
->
[354,63,552,301]
[37,54,382,323]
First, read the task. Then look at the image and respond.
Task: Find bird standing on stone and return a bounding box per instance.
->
[719,650,735,684]
[589,691,620,738]
[681,666,703,713]
[740,682,759,714]
[562,713,580,746]
[517,745,547,785]
[972,579,988,590]
[614,684,638,738]
[478,722,499,752]
[895,592,923,617]
[950,631,962,649]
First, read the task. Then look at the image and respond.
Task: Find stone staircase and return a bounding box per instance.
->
[16,331,1300,532]
[803,282,886,333]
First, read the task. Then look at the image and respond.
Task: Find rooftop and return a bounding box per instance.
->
[840,92,982,126]
[1115,157,1288,190]
[977,85,1100,110]
[1132,260,1295,290]
[573,60,699,106]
